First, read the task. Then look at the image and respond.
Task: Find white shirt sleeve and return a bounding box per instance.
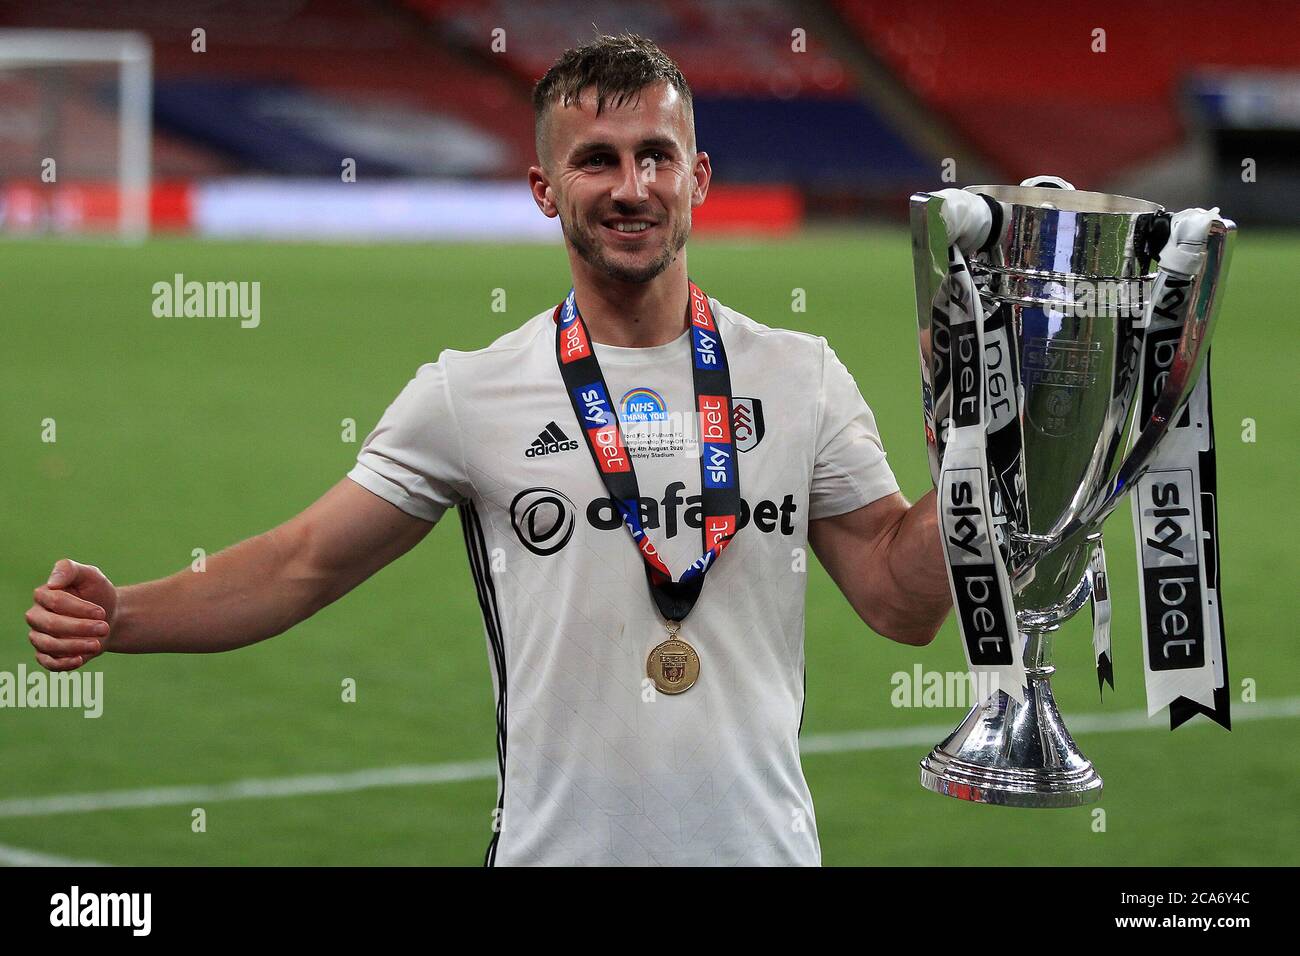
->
[808,337,900,520]
[346,354,471,524]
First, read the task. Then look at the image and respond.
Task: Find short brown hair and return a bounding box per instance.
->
[533,33,694,163]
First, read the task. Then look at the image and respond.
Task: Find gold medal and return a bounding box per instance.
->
[647,621,700,694]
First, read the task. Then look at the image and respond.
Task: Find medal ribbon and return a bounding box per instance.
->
[553,281,740,624]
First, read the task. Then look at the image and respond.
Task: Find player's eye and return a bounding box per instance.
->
[584,153,613,169]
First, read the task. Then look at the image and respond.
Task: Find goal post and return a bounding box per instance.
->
[0,29,152,240]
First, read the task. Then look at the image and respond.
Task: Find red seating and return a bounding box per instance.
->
[834,0,1300,183]
[406,0,854,96]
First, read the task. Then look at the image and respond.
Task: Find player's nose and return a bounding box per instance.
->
[611,154,650,204]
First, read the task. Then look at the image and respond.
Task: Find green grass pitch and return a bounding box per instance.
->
[1,229,1295,865]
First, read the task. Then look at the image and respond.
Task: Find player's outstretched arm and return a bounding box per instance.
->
[808,489,951,646]
[25,478,433,671]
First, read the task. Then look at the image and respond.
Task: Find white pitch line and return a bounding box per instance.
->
[0,759,499,820]
[0,698,1295,820]
[0,842,109,867]
[798,694,1300,754]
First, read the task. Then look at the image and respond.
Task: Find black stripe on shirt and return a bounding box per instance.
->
[458,501,508,867]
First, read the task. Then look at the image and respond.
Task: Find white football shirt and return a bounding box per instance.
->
[346,297,899,866]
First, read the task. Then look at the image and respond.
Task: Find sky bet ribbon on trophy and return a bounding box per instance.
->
[1088,538,1114,693]
[932,233,1029,703]
[553,282,739,695]
[1128,209,1231,729]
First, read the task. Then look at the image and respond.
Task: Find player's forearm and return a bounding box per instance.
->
[876,488,951,644]
[110,526,323,654]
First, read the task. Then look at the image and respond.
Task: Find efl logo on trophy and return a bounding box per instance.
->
[910,179,1235,807]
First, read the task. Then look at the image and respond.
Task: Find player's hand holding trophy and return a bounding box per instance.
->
[910,177,1234,806]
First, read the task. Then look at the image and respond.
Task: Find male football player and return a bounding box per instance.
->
[25,34,950,865]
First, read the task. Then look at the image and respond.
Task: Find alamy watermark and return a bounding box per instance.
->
[1,664,103,718]
[1050,277,1146,320]
[152,273,260,328]
[891,664,999,709]
[50,886,150,936]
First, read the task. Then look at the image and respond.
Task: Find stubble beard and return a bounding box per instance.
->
[561,207,691,284]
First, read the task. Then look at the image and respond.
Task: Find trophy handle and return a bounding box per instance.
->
[911,189,1005,489]
[1049,215,1236,550]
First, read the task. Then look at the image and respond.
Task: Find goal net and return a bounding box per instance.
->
[0,29,151,239]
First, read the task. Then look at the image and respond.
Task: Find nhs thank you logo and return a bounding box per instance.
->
[620,386,668,423]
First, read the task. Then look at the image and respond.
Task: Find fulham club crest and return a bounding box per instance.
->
[732,397,765,452]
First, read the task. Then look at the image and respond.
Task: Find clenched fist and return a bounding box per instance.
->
[26,559,118,671]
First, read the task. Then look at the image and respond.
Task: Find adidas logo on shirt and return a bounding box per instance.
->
[525,421,580,458]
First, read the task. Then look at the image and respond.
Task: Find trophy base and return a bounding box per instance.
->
[918,677,1103,808]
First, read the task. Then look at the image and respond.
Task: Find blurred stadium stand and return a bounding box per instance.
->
[407,0,929,196]
[831,0,1300,216]
[412,0,856,96]
[0,0,1295,237]
[0,0,534,178]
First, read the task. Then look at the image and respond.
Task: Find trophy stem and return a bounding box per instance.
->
[918,627,1103,808]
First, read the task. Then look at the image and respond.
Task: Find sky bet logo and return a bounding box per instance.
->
[574,381,629,474]
[1138,470,1205,669]
[690,284,714,330]
[703,514,737,550]
[940,469,1013,665]
[690,285,723,370]
[699,394,734,489]
[692,325,723,371]
[558,297,591,364]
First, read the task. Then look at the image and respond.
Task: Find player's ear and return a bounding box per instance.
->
[528,166,558,218]
[690,152,711,208]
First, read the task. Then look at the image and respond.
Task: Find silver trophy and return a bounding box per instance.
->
[911,183,1235,807]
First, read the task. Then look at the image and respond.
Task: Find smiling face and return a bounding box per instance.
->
[530,81,710,285]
